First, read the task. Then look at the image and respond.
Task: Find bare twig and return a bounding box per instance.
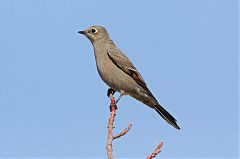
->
[107,93,132,159]
[146,141,164,159]
[106,92,132,159]
[106,94,116,159]
[106,91,163,159]
[113,123,132,140]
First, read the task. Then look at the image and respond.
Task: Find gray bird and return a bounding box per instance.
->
[78,25,180,130]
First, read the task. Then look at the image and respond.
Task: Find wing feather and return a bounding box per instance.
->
[107,49,146,87]
[107,48,157,101]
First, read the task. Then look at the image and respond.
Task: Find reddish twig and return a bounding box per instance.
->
[106,91,163,159]
[113,123,132,140]
[106,93,132,159]
[146,141,164,159]
[106,94,116,159]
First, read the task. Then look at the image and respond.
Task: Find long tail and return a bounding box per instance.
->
[154,104,180,130]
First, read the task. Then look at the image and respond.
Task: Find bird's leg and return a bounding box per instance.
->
[116,90,125,104]
[115,94,123,104]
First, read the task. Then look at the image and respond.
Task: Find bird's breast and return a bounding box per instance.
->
[95,52,135,93]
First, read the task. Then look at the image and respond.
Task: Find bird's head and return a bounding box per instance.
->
[78,25,110,43]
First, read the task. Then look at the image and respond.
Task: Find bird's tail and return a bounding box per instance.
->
[154,104,180,130]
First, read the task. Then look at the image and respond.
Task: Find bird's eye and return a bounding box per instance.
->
[91,28,97,33]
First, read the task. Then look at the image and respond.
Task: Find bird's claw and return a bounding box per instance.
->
[107,88,116,97]
[109,104,117,111]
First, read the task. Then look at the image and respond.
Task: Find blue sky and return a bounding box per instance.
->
[0,0,238,158]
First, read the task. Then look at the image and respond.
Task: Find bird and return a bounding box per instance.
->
[78,25,180,130]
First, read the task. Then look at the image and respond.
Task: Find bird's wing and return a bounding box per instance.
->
[107,48,147,88]
[107,48,157,101]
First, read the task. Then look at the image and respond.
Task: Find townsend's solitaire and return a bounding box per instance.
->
[78,25,180,129]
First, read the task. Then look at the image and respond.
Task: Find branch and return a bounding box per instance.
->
[146,141,164,159]
[105,89,163,158]
[113,123,132,140]
[106,92,132,159]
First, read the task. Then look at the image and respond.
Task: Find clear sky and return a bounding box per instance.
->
[0,0,238,158]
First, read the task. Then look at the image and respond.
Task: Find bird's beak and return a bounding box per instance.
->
[78,30,85,34]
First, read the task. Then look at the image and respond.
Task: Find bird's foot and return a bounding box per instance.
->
[109,104,118,112]
[107,88,117,112]
[107,88,116,97]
